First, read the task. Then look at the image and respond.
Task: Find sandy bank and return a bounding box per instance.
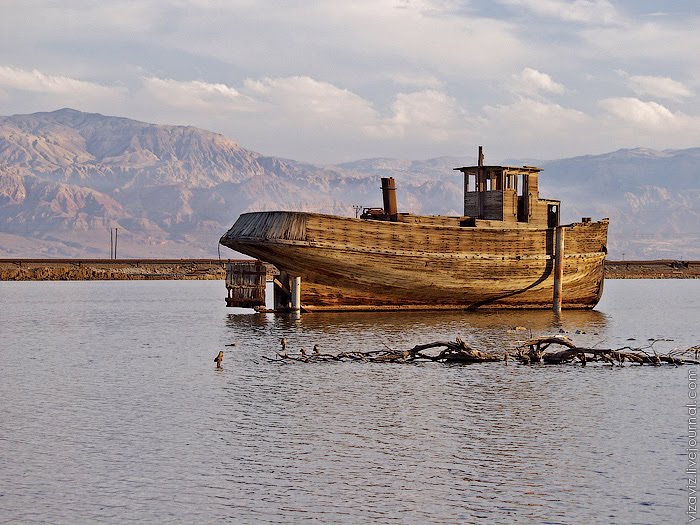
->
[0,259,228,281]
[1,258,698,281]
[604,260,699,279]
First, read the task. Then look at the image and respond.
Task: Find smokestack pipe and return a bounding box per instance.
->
[381,177,398,218]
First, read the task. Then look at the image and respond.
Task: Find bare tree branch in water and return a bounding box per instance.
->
[261,337,700,367]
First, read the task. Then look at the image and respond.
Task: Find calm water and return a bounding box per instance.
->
[1,279,698,524]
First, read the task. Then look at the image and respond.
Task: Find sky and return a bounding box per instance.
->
[0,0,699,164]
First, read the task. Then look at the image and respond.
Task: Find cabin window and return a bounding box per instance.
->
[547,204,559,228]
[465,174,476,192]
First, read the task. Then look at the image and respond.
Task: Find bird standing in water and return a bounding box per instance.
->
[214,351,224,369]
[280,337,288,357]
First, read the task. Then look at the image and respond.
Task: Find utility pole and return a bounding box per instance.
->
[110,227,119,259]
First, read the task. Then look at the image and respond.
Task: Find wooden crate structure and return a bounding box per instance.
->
[225,260,266,308]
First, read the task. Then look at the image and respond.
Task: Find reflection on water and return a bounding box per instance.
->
[226,308,610,360]
[0,279,696,524]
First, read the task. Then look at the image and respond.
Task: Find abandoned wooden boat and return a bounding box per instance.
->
[220,148,608,311]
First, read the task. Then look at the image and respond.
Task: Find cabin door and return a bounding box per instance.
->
[547,204,559,228]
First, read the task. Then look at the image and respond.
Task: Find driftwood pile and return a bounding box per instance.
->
[266,336,700,367]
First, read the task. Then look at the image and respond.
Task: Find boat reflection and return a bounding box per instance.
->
[226,307,608,345]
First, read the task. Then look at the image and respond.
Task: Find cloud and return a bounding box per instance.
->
[136,2,529,84]
[143,74,464,139]
[622,74,693,102]
[241,76,378,124]
[457,97,595,160]
[0,65,122,99]
[135,73,469,161]
[510,68,565,97]
[599,97,677,127]
[371,89,465,140]
[500,0,620,24]
[0,0,697,164]
[596,97,700,151]
[390,73,444,89]
[143,75,379,123]
[580,18,700,62]
[142,77,258,111]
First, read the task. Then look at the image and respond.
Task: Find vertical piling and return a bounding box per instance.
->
[553,225,565,313]
[477,146,484,219]
[273,271,290,311]
[291,276,301,312]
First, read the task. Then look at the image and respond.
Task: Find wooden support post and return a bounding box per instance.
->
[291,276,301,312]
[553,225,565,313]
[273,271,291,311]
[477,146,484,219]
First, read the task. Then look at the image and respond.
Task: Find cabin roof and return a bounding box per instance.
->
[453,165,542,174]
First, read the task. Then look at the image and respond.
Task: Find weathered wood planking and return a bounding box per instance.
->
[221,211,607,310]
[221,150,608,311]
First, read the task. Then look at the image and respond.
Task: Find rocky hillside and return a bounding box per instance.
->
[535,148,700,259]
[0,109,697,259]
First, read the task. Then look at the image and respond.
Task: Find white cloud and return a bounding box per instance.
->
[135,73,468,161]
[241,76,378,124]
[0,66,122,99]
[370,89,465,140]
[139,2,530,84]
[511,68,565,97]
[624,74,693,102]
[482,98,591,151]
[501,0,620,24]
[596,97,700,152]
[142,77,257,111]
[0,3,698,163]
[580,19,700,62]
[390,73,444,89]
[599,97,677,127]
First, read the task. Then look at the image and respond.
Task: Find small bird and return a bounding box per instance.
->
[313,344,320,355]
[280,337,288,357]
[300,348,307,356]
[214,351,224,369]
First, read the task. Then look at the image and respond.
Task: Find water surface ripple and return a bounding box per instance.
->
[1,280,697,524]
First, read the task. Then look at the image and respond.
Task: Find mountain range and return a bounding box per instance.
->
[1,108,698,259]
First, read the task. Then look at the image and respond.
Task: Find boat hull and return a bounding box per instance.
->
[220,211,608,310]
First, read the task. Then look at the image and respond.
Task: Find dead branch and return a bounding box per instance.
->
[265,335,700,367]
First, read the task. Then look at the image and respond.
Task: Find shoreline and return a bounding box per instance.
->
[0,258,229,281]
[604,259,699,279]
[1,258,698,281]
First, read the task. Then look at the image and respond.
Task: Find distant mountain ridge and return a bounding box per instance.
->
[0,108,698,259]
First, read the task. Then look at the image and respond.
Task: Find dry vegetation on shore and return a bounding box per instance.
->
[604,260,699,279]
[0,259,227,281]
[1,259,698,281]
